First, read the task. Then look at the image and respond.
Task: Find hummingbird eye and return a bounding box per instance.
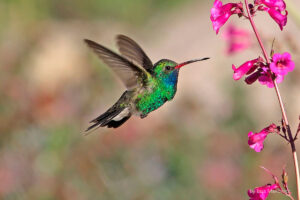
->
[165,66,171,71]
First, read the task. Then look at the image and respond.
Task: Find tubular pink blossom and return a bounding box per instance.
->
[210,0,242,34]
[248,124,277,152]
[223,24,252,55]
[256,0,286,11]
[239,59,287,88]
[248,184,279,200]
[256,0,288,30]
[232,58,260,80]
[267,8,288,30]
[270,52,295,75]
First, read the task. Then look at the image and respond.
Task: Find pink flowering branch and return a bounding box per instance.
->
[253,166,296,200]
[244,1,300,199]
[210,0,299,199]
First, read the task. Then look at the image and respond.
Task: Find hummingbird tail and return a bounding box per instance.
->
[85,108,131,131]
[105,114,131,128]
[85,91,133,132]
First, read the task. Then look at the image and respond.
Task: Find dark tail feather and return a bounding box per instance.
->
[85,107,132,132]
[85,91,132,133]
[85,122,100,132]
[85,108,123,132]
[90,110,111,123]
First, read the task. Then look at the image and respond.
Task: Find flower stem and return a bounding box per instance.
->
[244,0,300,199]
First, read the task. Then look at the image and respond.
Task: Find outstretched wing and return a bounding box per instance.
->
[116,35,154,74]
[84,39,148,90]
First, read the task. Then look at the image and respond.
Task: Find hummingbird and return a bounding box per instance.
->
[85,35,209,131]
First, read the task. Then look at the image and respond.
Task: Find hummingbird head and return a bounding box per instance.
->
[153,57,210,86]
[153,59,179,87]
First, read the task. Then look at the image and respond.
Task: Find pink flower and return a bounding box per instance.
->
[244,65,284,88]
[210,0,243,34]
[248,123,277,152]
[267,8,288,30]
[270,52,295,75]
[223,24,252,55]
[256,0,288,30]
[232,58,262,80]
[256,0,286,11]
[248,184,279,200]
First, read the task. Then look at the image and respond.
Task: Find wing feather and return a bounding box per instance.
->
[116,35,154,74]
[84,39,147,90]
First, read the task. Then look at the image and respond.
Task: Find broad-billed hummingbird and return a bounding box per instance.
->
[85,35,209,131]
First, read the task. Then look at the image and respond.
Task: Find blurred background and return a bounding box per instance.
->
[1,0,300,199]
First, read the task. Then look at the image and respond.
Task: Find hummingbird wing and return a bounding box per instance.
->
[85,39,148,90]
[116,35,154,74]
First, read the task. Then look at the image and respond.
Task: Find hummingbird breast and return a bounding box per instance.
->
[133,78,177,116]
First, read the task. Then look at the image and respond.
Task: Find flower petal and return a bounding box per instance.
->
[210,0,242,34]
[267,8,288,30]
[248,124,277,152]
[248,184,279,200]
[270,52,294,75]
[232,58,260,80]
